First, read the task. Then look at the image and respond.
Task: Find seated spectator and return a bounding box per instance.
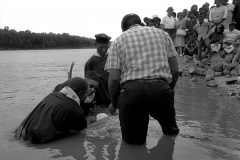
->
[183,34,198,63]
[208,24,225,58]
[223,22,240,54]
[193,16,212,61]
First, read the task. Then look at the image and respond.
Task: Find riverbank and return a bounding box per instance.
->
[177,54,240,100]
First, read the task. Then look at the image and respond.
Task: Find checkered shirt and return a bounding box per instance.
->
[105,25,177,84]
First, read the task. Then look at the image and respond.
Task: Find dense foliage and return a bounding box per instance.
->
[0,26,96,50]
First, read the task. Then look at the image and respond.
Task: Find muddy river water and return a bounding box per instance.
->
[0,49,240,160]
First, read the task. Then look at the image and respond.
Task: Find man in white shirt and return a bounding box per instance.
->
[161,7,176,41]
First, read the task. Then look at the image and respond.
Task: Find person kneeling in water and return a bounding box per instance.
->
[15,77,96,143]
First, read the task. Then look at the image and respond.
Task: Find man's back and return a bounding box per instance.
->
[107,25,177,84]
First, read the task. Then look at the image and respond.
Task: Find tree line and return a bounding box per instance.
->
[0,26,96,50]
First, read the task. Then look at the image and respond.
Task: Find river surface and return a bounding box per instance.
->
[0,49,240,160]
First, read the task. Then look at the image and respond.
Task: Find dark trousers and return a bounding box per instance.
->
[119,80,179,145]
[164,29,175,42]
[236,17,240,30]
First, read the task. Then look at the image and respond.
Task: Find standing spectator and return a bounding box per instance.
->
[233,0,240,30]
[106,13,179,145]
[202,2,210,11]
[172,12,177,19]
[143,17,150,26]
[209,0,228,28]
[84,33,111,107]
[174,12,185,56]
[149,19,156,27]
[194,16,213,61]
[152,15,161,28]
[187,4,199,23]
[182,9,188,20]
[221,0,236,29]
[161,7,176,41]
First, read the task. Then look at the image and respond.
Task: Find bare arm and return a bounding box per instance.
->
[168,56,179,89]
[68,61,75,80]
[108,68,121,114]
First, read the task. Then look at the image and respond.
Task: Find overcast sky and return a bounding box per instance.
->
[0,0,217,40]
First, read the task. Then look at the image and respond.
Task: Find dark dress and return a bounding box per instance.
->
[15,92,87,143]
[84,54,111,107]
[233,2,240,30]
[209,32,224,44]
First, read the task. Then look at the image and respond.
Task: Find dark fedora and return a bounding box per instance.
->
[167,7,174,12]
[95,33,111,44]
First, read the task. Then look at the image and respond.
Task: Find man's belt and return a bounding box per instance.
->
[134,78,167,83]
[164,28,175,30]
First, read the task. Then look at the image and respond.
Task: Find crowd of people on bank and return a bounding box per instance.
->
[14,0,240,146]
[143,0,240,66]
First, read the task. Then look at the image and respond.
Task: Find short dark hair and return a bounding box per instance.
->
[121,14,141,32]
[215,24,224,33]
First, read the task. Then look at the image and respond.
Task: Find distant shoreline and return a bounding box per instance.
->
[0,47,95,51]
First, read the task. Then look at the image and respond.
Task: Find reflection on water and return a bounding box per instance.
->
[26,133,175,160]
[0,50,240,160]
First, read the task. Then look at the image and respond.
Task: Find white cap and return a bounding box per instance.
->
[152,15,158,19]
[96,113,108,121]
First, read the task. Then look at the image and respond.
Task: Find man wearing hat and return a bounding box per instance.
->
[15,77,91,143]
[106,13,179,145]
[84,33,111,107]
[161,7,176,41]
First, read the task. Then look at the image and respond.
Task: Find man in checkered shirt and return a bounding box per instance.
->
[105,13,179,145]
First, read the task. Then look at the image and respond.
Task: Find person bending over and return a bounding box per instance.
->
[15,77,93,143]
[106,13,179,145]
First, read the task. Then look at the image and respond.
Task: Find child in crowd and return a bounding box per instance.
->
[183,34,198,63]
[194,16,212,61]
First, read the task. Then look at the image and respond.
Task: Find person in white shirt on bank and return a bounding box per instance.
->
[161,7,176,42]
